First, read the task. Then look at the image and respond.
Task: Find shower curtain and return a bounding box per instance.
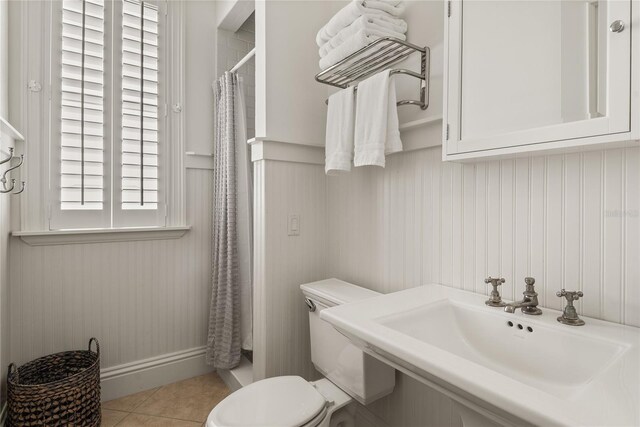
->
[206,72,253,369]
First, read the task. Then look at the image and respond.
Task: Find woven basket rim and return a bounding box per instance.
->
[8,349,99,388]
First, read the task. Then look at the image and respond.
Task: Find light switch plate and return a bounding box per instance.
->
[288,214,300,236]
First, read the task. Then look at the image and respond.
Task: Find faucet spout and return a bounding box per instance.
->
[503,277,543,315]
[504,300,534,313]
[504,304,517,313]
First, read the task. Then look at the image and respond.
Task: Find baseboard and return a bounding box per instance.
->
[217,356,253,392]
[100,346,214,402]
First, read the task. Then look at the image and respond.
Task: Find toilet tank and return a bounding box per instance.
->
[300,279,395,405]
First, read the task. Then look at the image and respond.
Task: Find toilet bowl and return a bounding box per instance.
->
[206,279,395,427]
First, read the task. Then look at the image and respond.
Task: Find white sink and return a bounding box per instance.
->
[378,299,626,398]
[321,284,640,426]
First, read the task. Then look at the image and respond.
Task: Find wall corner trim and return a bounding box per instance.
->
[249,138,324,165]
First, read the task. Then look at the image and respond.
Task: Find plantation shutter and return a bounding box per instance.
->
[60,0,105,211]
[120,0,160,211]
[51,0,166,230]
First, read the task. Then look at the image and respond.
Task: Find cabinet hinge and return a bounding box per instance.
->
[446,124,450,140]
[447,1,451,17]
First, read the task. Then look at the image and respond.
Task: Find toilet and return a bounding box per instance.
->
[206,278,395,427]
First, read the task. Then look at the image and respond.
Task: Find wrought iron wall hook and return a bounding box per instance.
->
[0,148,14,166]
[1,154,24,191]
[0,179,16,194]
[12,181,25,195]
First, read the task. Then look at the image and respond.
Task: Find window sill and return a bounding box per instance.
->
[12,226,191,246]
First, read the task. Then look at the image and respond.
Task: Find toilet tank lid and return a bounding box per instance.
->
[300,278,380,306]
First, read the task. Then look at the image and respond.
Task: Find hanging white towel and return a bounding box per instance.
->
[316,0,406,47]
[325,86,355,175]
[354,70,402,167]
[319,15,407,58]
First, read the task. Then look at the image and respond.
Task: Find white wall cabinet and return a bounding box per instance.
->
[443,0,640,161]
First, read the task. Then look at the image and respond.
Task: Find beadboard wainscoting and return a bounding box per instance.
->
[322,144,639,427]
[252,159,327,382]
[326,145,640,327]
[7,169,215,399]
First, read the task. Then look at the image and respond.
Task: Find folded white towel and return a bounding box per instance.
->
[320,29,387,70]
[319,15,407,58]
[325,86,355,175]
[316,0,406,47]
[354,70,402,167]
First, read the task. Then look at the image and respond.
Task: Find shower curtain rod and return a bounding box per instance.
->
[230,48,255,73]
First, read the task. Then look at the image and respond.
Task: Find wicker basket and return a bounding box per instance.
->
[7,338,101,427]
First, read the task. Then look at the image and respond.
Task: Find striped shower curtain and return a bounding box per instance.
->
[206,72,242,369]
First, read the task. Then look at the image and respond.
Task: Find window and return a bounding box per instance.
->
[50,0,167,229]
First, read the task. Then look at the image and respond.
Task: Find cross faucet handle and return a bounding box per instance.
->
[484,277,506,307]
[556,289,585,326]
[556,289,583,303]
[484,277,505,286]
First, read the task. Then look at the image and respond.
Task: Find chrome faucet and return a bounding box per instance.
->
[504,277,542,315]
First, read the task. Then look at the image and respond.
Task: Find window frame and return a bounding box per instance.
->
[37,0,182,232]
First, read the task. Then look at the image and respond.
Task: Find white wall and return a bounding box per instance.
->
[8,168,213,367]
[252,159,327,381]
[250,2,640,426]
[6,0,218,399]
[327,145,640,327]
[217,15,255,139]
[250,0,338,382]
[0,0,11,410]
[255,1,336,146]
[185,0,217,156]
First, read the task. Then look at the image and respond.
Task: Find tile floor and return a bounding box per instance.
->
[101,373,230,427]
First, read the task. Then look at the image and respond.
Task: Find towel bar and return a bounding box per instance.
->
[315,37,429,110]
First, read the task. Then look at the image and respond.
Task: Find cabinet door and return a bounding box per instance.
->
[444,0,632,157]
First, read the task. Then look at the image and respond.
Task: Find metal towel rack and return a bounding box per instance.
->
[315,37,429,110]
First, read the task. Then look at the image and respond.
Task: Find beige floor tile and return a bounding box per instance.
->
[133,373,230,423]
[117,413,202,427]
[101,409,128,427]
[102,387,160,412]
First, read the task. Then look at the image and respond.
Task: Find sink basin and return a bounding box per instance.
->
[378,299,626,398]
[321,284,640,427]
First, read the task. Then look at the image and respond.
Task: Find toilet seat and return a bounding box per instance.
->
[207,376,328,427]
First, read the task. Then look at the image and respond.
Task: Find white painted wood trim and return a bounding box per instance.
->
[445,134,640,162]
[249,119,444,166]
[0,117,25,141]
[217,356,253,392]
[250,139,325,165]
[166,0,187,227]
[13,226,191,246]
[398,115,443,132]
[100,346,213,402]
[185,152,214,170]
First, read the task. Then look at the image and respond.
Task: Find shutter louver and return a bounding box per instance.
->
[60,0,105,210]
[121,0,159,210]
